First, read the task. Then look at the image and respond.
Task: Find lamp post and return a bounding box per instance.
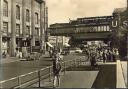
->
[0,32,2,62]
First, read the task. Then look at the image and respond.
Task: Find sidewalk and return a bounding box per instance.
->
[0,57,20,64]
[59,71,99,88]
[0,52,50,64]
[30,71,99,88]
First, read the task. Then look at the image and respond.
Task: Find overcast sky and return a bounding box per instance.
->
[46,0,127,25]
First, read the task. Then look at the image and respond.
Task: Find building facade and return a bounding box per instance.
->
[0,0,48,57]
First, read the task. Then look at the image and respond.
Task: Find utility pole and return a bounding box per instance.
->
[0,32,2,62]
[126,0,128,73]
[0,0,2,61]
[44,6,48,52]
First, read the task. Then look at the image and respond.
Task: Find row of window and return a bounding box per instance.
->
[3,0,39,24]
[2,22,40,36]
[51,26,111,34]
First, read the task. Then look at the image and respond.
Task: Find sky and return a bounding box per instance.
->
[46,0,127,25]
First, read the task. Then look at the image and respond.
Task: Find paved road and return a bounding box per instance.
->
[0,53,84,81]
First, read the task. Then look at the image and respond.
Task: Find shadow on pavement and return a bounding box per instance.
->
[92,64,116,88]
[66,64,116,88]
[66,65,100,71]
[43,57,51,58]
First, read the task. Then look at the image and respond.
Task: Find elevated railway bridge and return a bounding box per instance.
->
[49,16,116,44]
[49,11,128,58]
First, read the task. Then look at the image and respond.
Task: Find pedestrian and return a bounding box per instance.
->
[115,48,119,59]
[86,49,90,61]
[2,51,6,58]
[90,50,97,67]
[112,49,116,62]
[53,52,62,88]
[102,50,107,63]
[99,50,103,61]
[49,49,53,58]
[19,51,22,58]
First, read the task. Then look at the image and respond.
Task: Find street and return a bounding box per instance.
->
[0,53,83,81]
[0,53,127,88]
[0,0,128,88]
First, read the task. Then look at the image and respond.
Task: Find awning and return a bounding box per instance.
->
[64,43,70,47]
[46,42,53,48]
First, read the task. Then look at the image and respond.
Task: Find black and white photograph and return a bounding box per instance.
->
[0,0,127,88]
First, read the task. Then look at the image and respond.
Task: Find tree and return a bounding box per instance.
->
[111,26,127,59]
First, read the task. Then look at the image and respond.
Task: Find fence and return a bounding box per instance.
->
[0,57,84,88]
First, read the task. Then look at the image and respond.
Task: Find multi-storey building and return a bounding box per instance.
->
[0,0,48,57]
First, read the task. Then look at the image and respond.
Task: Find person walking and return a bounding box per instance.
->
[107,49,113,61]
[90,50,97,67]
[99,50,103,61]
[53,51,62,88]
[112,49,116,62]
[102,50,107,63]
[86,49,90,61]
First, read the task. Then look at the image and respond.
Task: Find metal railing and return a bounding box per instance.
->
[0,57,84,88]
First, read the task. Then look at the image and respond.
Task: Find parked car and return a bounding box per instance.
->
[20,52,41,61]
[75,48,83,53]
[61,47,70,55]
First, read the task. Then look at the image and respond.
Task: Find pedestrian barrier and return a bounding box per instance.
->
[0,57,84,88]
[0,77,19,88]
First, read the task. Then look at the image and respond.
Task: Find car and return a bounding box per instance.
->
[61,47,70,55]
[20,52,41,61]
[75,48,83,53]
